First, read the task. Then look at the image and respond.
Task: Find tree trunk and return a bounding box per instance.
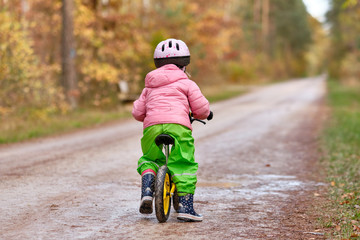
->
[61,0,78,109]
[253,0,262,51]
[253,0,261,23]
[261,0,269,52]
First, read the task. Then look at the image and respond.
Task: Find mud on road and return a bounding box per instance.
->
[0,76,328,239]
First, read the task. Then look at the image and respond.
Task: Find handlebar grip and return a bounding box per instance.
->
[207,111,213,121]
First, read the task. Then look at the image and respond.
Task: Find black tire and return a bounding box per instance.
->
[173,188,180,212]
[155,166,172,223]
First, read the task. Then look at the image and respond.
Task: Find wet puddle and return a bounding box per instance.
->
[197,174,324,201]
[197,181,240,188]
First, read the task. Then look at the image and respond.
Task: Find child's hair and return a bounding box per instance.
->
[153,38,190,68]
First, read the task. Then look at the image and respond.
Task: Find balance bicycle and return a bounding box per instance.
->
[153,113,210,223]
[154,134,179,223]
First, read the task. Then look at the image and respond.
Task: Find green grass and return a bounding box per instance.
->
[321,80,360,239]
[203,84,247,103]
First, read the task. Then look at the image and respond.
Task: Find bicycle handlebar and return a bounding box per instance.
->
[189,111,213,125]
[190,118,207,125]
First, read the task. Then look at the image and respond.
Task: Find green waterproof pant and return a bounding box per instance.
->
[137,124,198,196]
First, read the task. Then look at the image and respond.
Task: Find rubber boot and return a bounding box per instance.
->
[177,194,203,222]
[139,172,155,214]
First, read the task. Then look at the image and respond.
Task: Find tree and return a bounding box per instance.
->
[61,0,78,109]
[327,0,360,81]
[0,9,68,117]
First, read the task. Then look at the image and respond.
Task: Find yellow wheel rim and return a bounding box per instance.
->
[163,173,171,215]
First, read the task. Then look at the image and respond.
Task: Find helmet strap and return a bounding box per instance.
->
[175,65,191,77]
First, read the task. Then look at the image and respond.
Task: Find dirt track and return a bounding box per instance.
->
[0,76,328,239]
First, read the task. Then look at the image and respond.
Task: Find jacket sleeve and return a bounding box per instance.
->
[132,88,147,122]
[187,81,210,120]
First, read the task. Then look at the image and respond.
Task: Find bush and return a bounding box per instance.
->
[0,10,68,118]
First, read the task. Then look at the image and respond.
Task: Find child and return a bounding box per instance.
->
[132,38,212,222]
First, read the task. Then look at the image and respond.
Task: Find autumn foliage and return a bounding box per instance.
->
[0,9,68,118]
[1,0,314,116]
[327,0,360,84]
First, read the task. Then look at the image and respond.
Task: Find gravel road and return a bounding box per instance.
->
[0,76,327,240]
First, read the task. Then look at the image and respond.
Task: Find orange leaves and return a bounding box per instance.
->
[340,200,350,205]
[339,192,356,205]
[351,223,360,238]
[195,9,225,37]
[80,61,119,84]
[353,222,360,231]
[341,192,355,199]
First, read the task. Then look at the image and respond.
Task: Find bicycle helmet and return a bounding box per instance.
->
[154,38,190,68]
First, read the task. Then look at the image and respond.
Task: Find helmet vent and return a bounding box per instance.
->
[169,41,172,48]
[176,43,180,50]
[162,44,165,52]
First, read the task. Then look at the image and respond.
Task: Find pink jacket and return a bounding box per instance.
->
[132,64,210,130]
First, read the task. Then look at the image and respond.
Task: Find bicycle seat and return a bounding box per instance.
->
[155,134,174,146]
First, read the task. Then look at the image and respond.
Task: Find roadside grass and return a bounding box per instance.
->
[0,108,132,144]
[202,84,248,103]
[321,80,360,239]
[0,84,247,144]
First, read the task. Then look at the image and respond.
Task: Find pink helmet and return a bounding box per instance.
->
[153,38,190,68]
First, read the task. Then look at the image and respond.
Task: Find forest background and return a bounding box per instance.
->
[0,0,359,142]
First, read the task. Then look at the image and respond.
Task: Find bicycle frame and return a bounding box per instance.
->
[164,144,170,165]
[162,143,176,197]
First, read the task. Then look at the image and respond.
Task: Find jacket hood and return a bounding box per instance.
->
[145,64,188,88]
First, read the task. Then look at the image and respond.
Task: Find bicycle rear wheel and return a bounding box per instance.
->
[155,166,172,223]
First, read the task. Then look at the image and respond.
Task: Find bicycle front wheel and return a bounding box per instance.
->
[155,165,172,223]
[173,188,179,212]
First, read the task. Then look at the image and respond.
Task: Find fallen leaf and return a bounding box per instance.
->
[341,192,354,199]
[353,225,360,231]
[331,181,336,186]
[50,204,59,210]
